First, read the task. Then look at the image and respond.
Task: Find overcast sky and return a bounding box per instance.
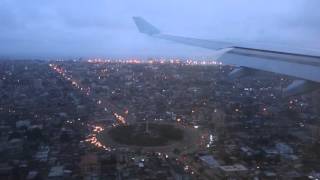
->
[0,0,319,59]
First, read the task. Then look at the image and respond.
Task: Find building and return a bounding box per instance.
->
[219,164,248,177]
[48,166,64,180]
[199,155,219,168]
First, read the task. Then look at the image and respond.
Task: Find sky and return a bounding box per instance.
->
[0,0,319,59]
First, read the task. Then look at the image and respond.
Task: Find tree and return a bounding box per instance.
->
[173,148,181,155]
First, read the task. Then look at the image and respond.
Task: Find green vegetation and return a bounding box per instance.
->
[108,123,184,146]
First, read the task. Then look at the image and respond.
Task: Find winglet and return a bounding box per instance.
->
[133,17,160,35]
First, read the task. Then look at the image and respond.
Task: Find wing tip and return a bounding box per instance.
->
[132,16,160,35]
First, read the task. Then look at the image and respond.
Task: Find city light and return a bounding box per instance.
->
[49,64,91,96]
[86,58,219,66]
[114,112,126,124]
[85,125,110,151]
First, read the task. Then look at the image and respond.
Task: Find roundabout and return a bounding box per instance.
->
[97,122,201,152]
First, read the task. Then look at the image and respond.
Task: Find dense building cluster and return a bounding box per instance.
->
[0,59,319,180]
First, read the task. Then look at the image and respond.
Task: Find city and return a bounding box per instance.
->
[0,58,319,179]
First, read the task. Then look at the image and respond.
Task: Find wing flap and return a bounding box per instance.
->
[219,48,320,83]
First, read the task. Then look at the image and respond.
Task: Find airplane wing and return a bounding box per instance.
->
[133,17,320,96]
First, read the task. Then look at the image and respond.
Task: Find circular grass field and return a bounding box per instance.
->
[107,123,184,146]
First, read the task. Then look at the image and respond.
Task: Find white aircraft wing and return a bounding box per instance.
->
[133,17,320,96]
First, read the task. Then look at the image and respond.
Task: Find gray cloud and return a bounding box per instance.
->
[0,0,319,58]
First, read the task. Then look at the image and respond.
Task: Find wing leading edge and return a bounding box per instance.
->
[133,17,320,96]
